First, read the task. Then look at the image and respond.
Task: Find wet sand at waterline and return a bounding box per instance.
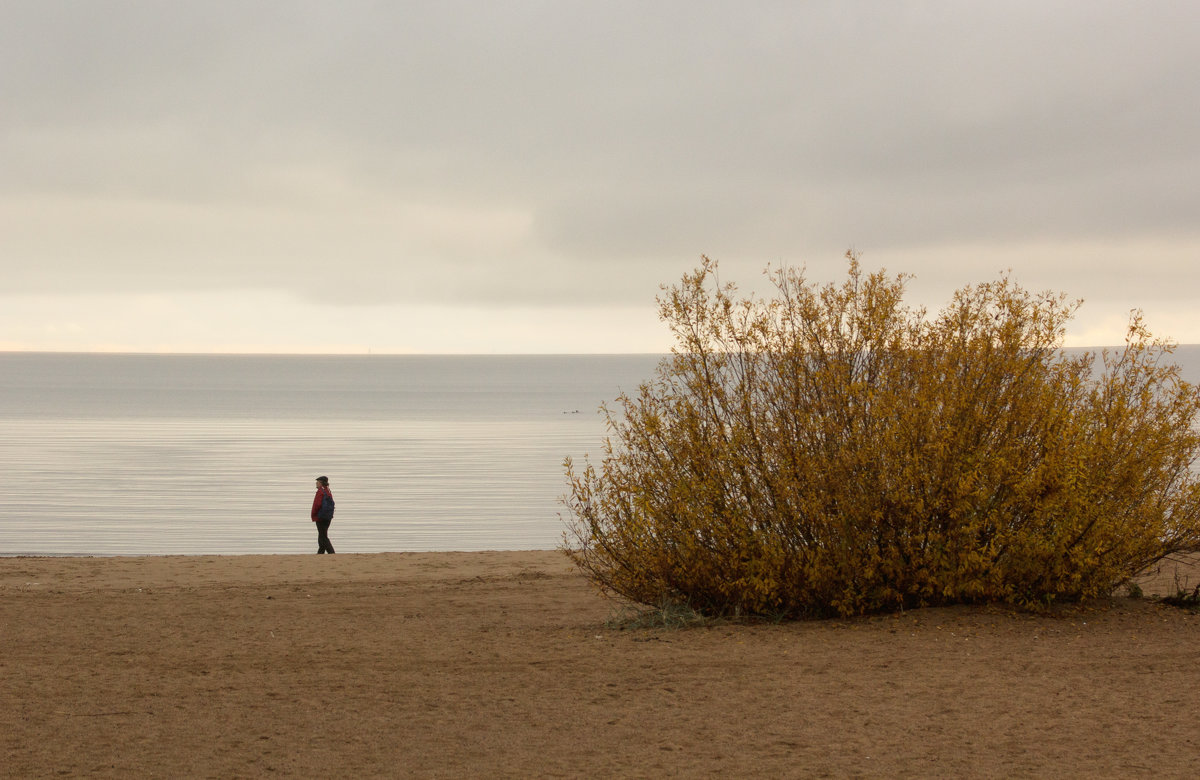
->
[2,551,1198,778]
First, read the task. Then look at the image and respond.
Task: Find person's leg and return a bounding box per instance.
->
[317,520,335,554]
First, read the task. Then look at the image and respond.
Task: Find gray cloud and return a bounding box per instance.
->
[2,1,1198,311]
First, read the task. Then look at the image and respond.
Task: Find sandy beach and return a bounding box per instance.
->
[3,550,1199,778]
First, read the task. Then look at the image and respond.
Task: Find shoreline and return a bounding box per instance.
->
[4,546,1194,595]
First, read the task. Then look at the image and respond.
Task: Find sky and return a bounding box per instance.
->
[1,1,1197,354]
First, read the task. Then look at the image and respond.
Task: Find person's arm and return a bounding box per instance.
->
[311,489,323,521]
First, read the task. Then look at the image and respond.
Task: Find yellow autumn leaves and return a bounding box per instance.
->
[563,254,1200,618]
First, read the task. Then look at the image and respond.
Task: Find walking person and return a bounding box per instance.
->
[311,476,336,554]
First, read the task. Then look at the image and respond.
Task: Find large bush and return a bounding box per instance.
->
[563,254,1200,617]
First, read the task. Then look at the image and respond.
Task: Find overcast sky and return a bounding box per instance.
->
[2,1,1197,353]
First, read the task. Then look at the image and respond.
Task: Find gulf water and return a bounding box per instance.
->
[0,354,661,555]
[4,348,1199,556]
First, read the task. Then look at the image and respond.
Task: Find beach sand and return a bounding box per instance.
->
[3,551,1198,778]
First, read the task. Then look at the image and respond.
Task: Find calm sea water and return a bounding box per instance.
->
[4,348,1200,557]
[0,354,662,556]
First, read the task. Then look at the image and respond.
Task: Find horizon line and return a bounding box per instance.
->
[4,345,1196,358]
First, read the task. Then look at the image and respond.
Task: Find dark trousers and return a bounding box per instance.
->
[316,520,335,554]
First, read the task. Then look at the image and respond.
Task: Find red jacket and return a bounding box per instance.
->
[312,486,333,522]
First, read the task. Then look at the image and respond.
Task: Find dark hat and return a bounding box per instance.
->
[316,476,329,485]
